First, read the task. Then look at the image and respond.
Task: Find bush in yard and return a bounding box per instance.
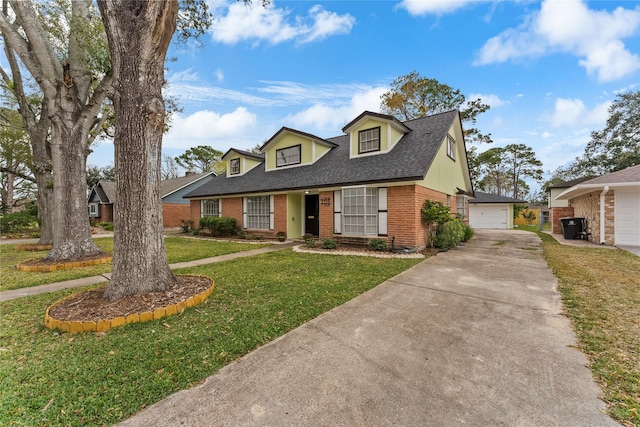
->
[432,218,465,250]
[369,238,388,251]
[421,200,452,226]
[321,238,339,250]
[305,238,316,248]
[462,225,474,242]
[0,210,38,234]
[199,216,238,236]
[180,219,193,233]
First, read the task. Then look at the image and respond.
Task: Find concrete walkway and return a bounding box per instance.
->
[117,229,616,426]
[0,242,296,302]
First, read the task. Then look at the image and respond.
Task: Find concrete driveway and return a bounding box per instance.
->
[118,229,616,426]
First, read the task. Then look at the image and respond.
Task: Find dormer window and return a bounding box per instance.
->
[276,145,301,167]
[230,158,240,175]
[447,135,456,160]
[358,127,380,154]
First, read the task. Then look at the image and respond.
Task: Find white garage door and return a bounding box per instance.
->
[470,204,509,229]
[615,189,640,246]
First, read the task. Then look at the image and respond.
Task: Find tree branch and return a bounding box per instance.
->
[0,166,36,183]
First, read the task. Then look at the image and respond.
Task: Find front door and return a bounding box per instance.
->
[305,194,320,236]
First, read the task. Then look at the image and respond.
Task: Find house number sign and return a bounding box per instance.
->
[320,197,331,207]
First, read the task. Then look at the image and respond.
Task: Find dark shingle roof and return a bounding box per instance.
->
[160,171,215,198]
[95,180,115,203]
[185,110,459,198]
[470,191,526,204]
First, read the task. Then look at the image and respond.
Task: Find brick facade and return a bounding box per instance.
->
[554,190,616,245]
[550,206,574,234]
[315,184,451,250]
[162,204,191,228]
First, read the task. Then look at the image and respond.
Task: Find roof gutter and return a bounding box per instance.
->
[599,185,609,245]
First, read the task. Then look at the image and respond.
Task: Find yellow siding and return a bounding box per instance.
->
[349,119,390,156]
[287,193,304,238]
[226,152,261,176]
[420,119,472,196]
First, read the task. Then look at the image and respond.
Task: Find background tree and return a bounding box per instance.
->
[380,70,492,145]
[502,144,542,199]
[0,0,111,260]
[175,145,224,174]
[0,108,35,213]
[552,90,640,180]
[161,155,181,180]
[86,164,115,189]
[476,144,541,200]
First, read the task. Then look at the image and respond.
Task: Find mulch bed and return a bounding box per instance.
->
[19,252,111,266]
[15,243,53,251]
[48,275,212,323]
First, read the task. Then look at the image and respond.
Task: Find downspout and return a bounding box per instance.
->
[599,186,609,245]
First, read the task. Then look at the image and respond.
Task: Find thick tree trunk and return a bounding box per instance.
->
[98,0,177,300]
[45,109,102,261]
[30,122,54,245]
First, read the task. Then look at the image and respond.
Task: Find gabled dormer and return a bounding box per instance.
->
[342,111,411,159]
[260,127,338,172]
[222,148,264,177]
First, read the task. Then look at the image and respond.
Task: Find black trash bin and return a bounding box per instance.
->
[559,217,585,239]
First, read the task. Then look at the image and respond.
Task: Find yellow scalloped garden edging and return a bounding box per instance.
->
[44,276,215,333]
[15,244,53,252]
[16,254,113,272]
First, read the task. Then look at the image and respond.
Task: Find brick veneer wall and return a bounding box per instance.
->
[162,204,190,228]
[189,200,201,228]
[570,192,600,242]
[550,207,574,234]
[603,192,615,245]
[317,185,450,250]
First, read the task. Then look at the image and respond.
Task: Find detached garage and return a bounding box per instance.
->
[469,191,526,229]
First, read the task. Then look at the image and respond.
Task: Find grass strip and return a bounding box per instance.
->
[0,250,420,426]
[536,231,640,426]
[0,237,269,292]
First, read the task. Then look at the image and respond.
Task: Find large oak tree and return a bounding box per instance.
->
[0,0,111,258]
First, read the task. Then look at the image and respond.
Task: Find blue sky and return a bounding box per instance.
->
[88,0,640,192]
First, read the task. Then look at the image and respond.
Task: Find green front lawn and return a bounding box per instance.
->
[0,250,420,426]
[0,237,269,292]
[536,232,640,426]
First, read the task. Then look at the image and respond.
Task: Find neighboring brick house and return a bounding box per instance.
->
[553,164,640,246]
[184,110,475,250]
[88,171,216,228]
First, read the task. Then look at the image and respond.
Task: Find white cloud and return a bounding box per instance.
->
[398,0,480,16]
[210,1,354,45]
[475,0,640,82]
[550,97,611,128]
[163,108,257,149]
[286,86,388,134]
[214,69,224,83]
[467,93,506,108]
[542,131,551,139]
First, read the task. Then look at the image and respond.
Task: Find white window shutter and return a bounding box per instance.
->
[334,190,341,234]
[217,199,222,217]
[378,188,387,235]
[269,195,275,230]
[242,197,247,228]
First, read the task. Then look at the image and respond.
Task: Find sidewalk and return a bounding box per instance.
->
[0,242,296,302]
[544,230,640,256]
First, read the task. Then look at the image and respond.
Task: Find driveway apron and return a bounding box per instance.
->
[118,229,615,426]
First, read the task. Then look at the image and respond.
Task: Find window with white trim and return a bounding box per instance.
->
[276,145,301,167]
[201,199,221,217]
[342,187,378,236]
[447,135,456,160]
[456,195,468,219]
[245,196,270,229]
[358,127,380,153]
[88,203,98,216]
[229,158,240,175]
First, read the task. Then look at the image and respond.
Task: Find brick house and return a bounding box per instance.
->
[547,176,594,235]
[88,171,216,228]
[184,110,474,250]
[469,191,526,229]
[553,164,640,246]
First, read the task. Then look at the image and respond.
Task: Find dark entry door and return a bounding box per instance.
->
[305,194,320,236]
